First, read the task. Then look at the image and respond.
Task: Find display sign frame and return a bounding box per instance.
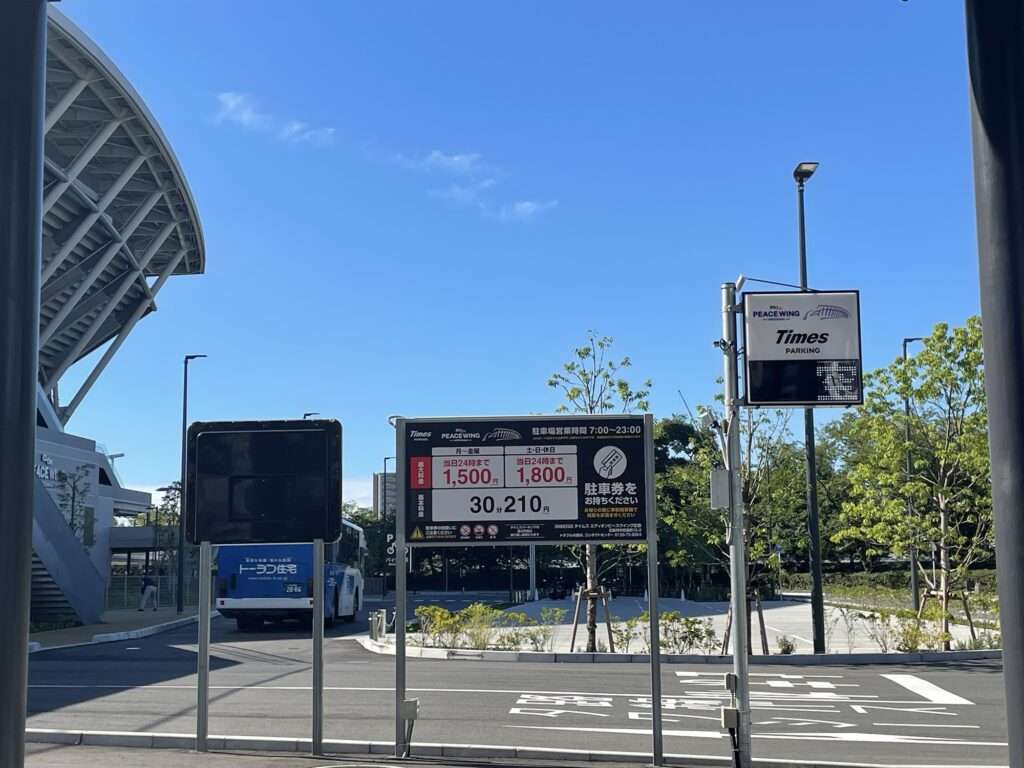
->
[743,289,864,408]
[185,418,342,545]
[398,414,652,548]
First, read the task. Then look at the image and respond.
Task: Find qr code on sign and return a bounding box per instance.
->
[816,361,859,402]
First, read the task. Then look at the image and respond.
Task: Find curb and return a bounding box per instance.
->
[356,636,1002,665]
[29,613,213,654]
[25,728,933,768]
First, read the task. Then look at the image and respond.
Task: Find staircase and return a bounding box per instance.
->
[30,553,78,625]
[31,475,105,625]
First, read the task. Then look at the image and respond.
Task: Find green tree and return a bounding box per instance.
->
[548,332,651,652]
[831,316,990,647]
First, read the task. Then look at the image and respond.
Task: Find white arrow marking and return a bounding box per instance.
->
[881,674,973,705]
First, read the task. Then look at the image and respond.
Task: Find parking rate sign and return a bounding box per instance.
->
[744,290,863,407]
[401,416,650,545]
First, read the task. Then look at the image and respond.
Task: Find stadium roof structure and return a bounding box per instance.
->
[40,8,205,426]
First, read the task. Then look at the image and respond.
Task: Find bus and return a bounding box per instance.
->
[215,518,366,632]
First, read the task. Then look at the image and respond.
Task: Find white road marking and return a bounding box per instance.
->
[872,723,980,729]
[881,674,974,705]
[505,724,1006,747]
[852,705,956,716]
[25,682,968,708]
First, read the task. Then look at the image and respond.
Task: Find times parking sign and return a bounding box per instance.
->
[399,415,650,546]
[744,290,863,407]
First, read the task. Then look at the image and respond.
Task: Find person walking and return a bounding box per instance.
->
[139,571,158,611]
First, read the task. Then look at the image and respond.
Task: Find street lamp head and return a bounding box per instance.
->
[184,354,207,362]
[793,161,819,183]
[303,411,320,420]
[903,336,924,344]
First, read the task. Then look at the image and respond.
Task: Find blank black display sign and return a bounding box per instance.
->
[185,419,342,544]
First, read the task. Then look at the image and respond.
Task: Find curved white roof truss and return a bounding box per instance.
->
[41,9,205,426]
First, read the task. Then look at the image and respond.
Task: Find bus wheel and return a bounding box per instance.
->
[237,616,261,633]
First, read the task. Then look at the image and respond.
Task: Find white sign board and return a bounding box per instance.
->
[744,290,862,407]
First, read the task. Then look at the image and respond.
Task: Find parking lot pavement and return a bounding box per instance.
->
[27,615,1008,766]
[26,744,634,768]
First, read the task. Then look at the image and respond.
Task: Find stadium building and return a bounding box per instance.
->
[30,8,205,624]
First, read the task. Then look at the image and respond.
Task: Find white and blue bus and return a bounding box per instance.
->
[216,519,366,632]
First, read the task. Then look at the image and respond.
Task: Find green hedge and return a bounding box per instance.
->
[781,569,997,593]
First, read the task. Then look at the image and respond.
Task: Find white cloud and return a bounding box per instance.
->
[214,92,272,131]
[344,476,373,508]
[279,120,336,146]
[384,146,556,221]
[421,150,484,175]
[429,177,496,206]
[213,92,334,147]
[498,199,559,221]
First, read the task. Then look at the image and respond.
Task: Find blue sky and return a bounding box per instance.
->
[57,1,980,505]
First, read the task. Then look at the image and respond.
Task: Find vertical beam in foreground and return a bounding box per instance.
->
[0,3,47,767]
[394,418,408,757]
[312,538,325,755]
[965,3,1024,766]
[643,413,663,766]
[196,540,211,752]
[722,282,752,768]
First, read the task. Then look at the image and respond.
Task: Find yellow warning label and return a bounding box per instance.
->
[410,527,424,541]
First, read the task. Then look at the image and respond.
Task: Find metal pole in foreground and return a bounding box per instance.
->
[795,167,826,654]
[529,544,537,601]
[312,538,325,755]
[178,354,205,613]
[394,419,408,756]
[965,4,1024,766]
[196,541,212,752]
[902,337,923,612]
[722,282,752,768]
[0,3,46,766]
[643,413,664,767]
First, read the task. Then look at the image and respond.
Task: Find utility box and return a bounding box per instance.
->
[710,468,731,510]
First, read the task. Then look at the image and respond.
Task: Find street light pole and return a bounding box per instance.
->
[794,161,826,654]
[902,337,923,612]
[177,354,206,614]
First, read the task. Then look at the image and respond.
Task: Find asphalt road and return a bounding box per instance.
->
[28,615,1008,767]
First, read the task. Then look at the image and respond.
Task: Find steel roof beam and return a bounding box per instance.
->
[60,249,185,425]
[42,118,121,213]
[41,153,145,282]
[42,224,176,391]
[40,189,161,346]
[44,77,89,133]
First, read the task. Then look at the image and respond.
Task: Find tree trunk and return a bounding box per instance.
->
[586,543,598,652]
[939,502,951,651]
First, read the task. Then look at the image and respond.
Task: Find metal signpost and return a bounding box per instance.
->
[395,414,662,764]
[185,419,342,756]
[0,3,46,767]
[743,289,863,655]
[719,284,864,768]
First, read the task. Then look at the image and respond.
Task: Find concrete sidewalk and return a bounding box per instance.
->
[26,742,627,768]
[30,607,199,650]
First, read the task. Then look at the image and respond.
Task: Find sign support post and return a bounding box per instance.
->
[196,540,212,752]
[312,538,325,755]
[0,4,46,766]
[643,413,664,766]
[395,417,408,757]
[722,282,752,768]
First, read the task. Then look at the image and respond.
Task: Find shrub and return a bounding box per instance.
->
[460,602,500,649]
[776,635,795,655]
